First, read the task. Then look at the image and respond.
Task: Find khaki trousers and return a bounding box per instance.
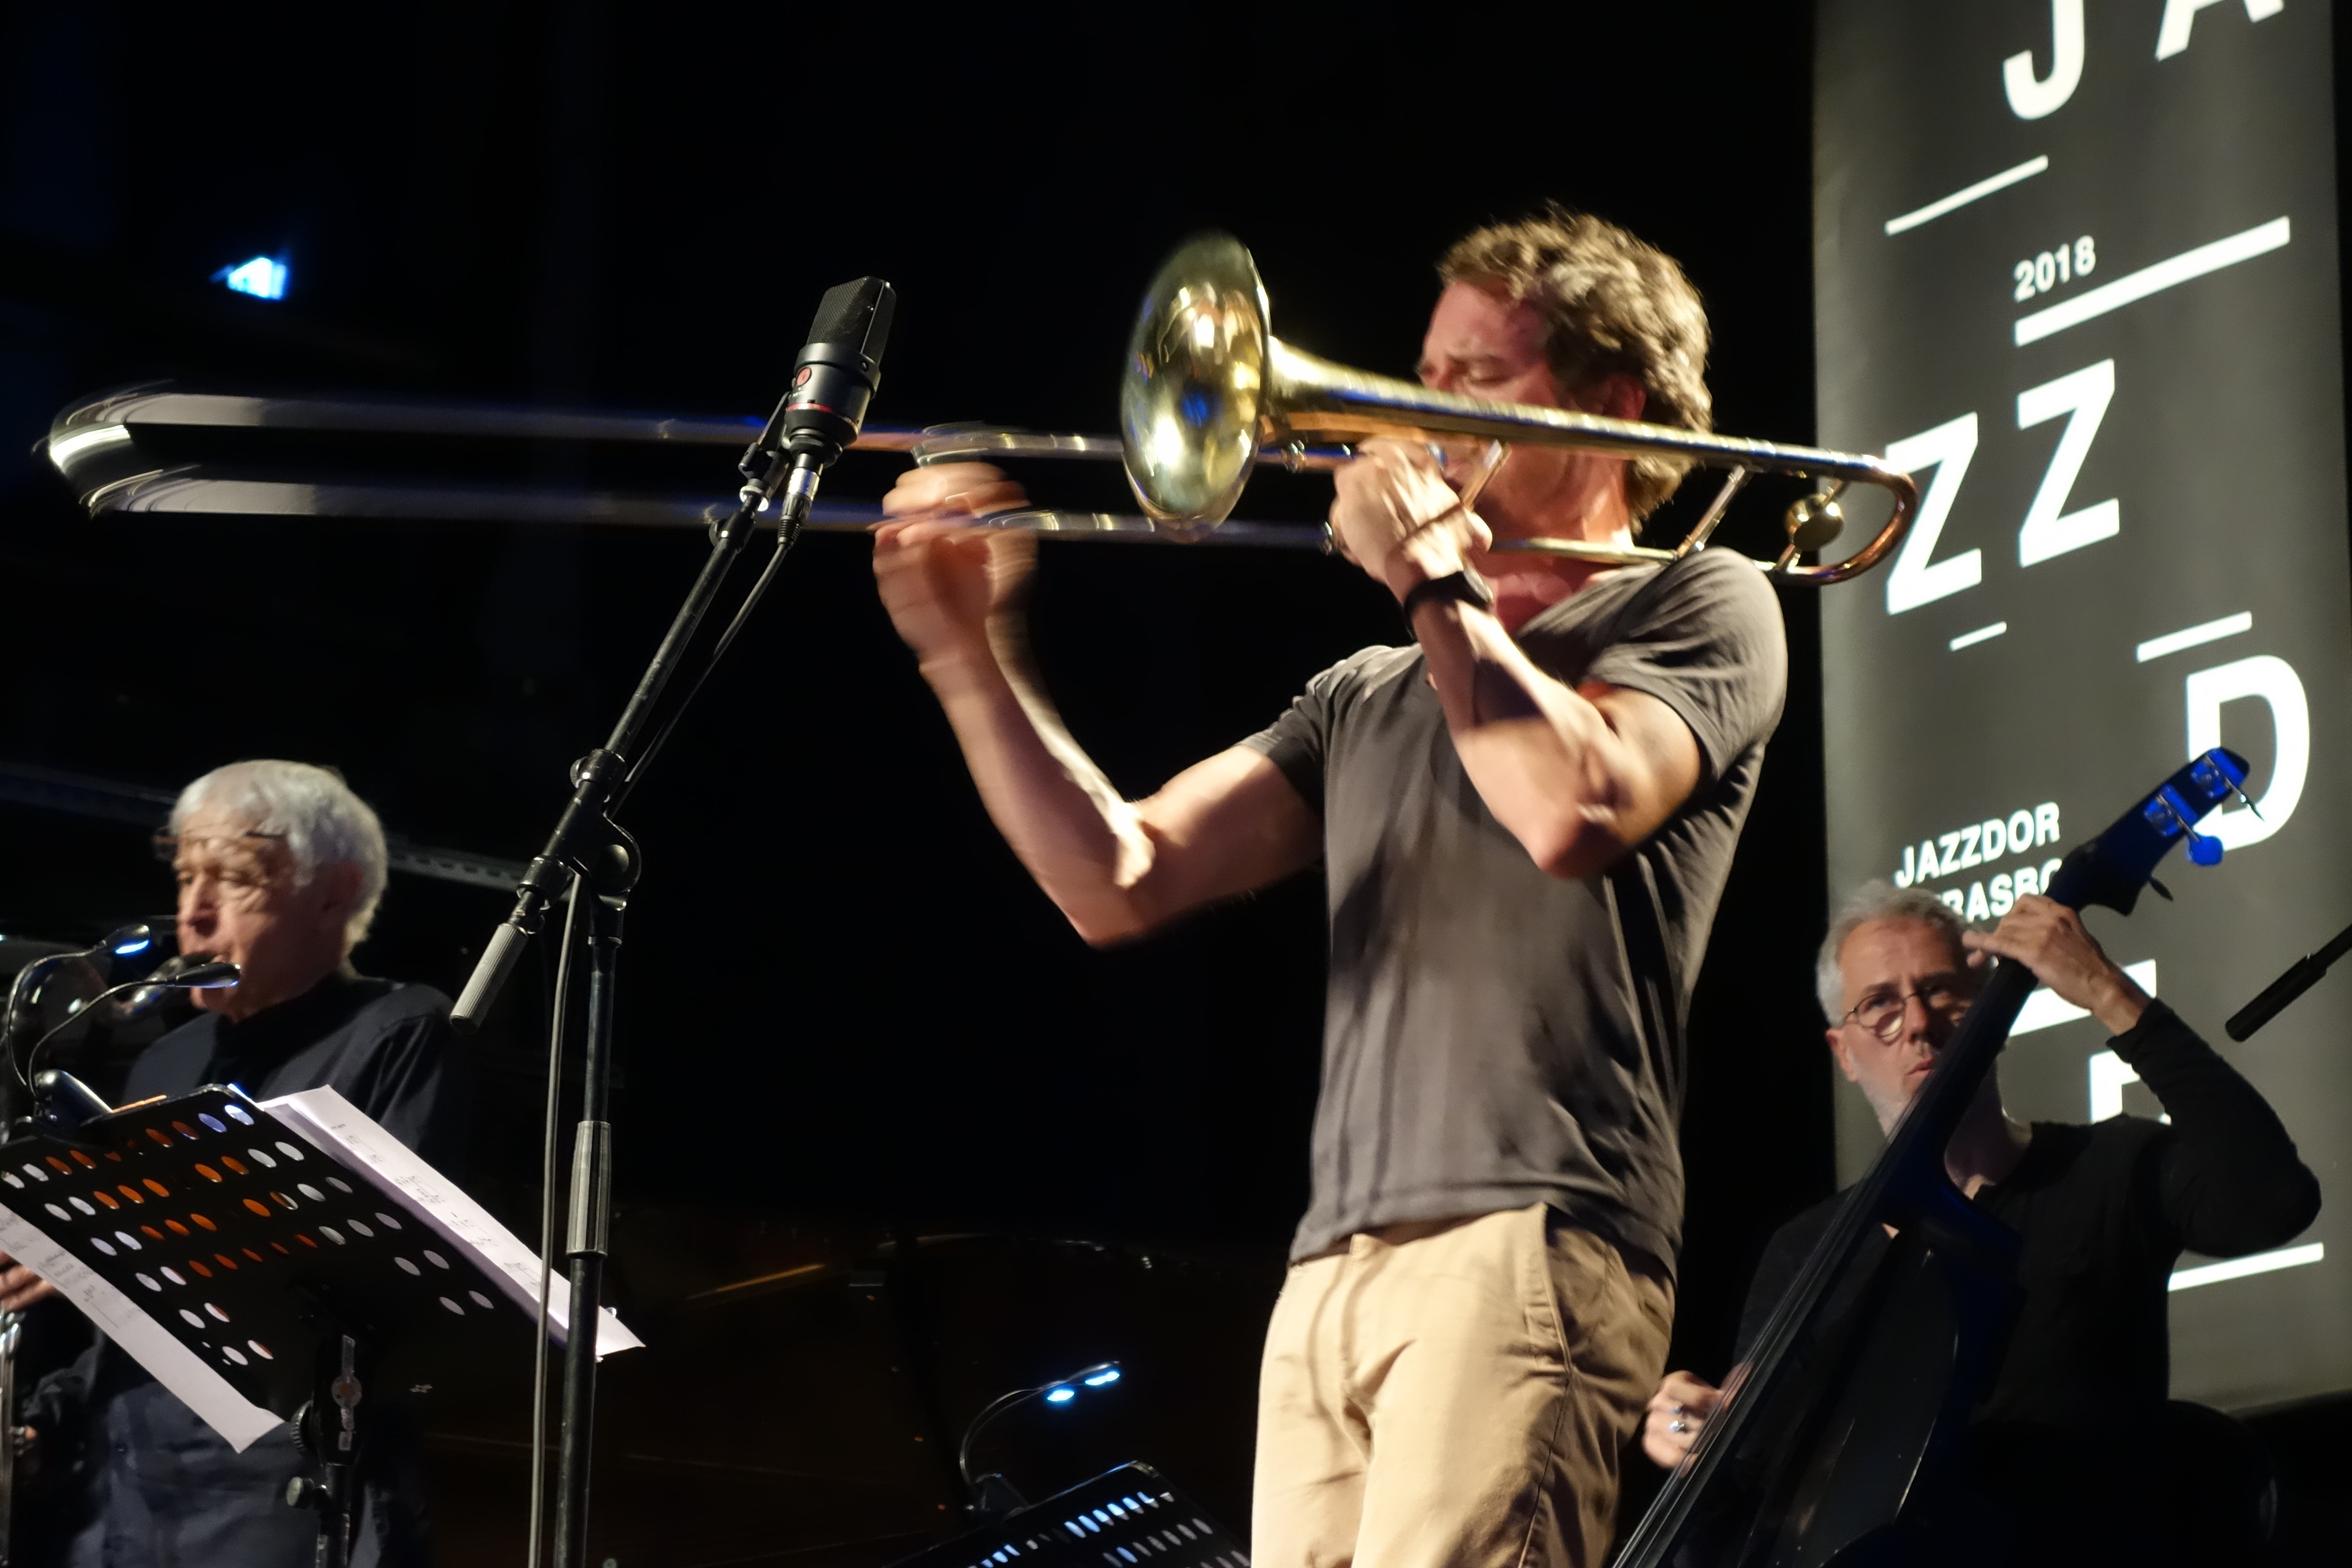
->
[1252,1204,1673,1568]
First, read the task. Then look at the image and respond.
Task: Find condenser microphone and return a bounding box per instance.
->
[741,276,897,497]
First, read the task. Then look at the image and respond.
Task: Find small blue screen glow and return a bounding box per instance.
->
[213,256,289,301]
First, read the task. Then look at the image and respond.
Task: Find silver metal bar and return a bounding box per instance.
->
[0,761,529,891]
[1679,468,1753,554]
[907,427,1354,472]
[976,510,1327,548]
[47,387,773,449]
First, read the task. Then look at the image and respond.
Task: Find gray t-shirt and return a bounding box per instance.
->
[1243,550,1786,1268]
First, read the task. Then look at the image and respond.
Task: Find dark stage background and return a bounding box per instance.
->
[0,3,2344,1563]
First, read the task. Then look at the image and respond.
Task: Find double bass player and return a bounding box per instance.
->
[1647,881,2319,1562]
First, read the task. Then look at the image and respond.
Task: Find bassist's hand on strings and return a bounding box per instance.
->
[1961,895,2150,1035]
[1642,1368,1725,1468]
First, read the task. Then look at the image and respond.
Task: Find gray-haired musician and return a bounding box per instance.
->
[5,760,461,1568]
[873,207,1785,1568]
[1645,882,2319,1565]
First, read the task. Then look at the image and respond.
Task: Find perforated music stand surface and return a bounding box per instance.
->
[890,1462,1249,1568]
[0,1085,532,1438]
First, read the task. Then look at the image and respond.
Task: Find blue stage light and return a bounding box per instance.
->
[1042,1385,1076,1405]
[213,256,289,301]
[1082,1368,1121,1387]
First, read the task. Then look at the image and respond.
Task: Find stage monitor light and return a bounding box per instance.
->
[212,256,288,301]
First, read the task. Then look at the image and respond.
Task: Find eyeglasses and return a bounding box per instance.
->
[151,829,288,863]
[1839,978,1976,1043]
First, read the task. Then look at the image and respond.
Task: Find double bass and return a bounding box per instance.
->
[1617,749,2251,1567]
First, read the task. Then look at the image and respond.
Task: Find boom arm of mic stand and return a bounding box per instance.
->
[450,463,818,1031]
[2227,917,2352,1041]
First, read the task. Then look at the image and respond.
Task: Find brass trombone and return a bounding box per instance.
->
[908,233,1919,582]
[43,235,1917,578]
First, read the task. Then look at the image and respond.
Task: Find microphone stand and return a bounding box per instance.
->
[447,277,893,1568]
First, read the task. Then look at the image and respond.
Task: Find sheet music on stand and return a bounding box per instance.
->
[0,1084,640,1449]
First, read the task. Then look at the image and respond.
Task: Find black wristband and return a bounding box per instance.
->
[1400,569,1495,624]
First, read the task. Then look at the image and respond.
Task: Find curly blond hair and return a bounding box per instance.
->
[1439,206,1712,520]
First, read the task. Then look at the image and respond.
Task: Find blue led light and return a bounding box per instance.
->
[113,936,152,956]
[1083,1368,1121,1387]
[1043,1385,1076,1404]
[213,256,289,301]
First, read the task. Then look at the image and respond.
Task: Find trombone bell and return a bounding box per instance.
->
[1121,234,1273,527]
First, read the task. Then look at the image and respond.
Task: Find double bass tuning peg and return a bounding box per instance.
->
[2144,785,2227,868]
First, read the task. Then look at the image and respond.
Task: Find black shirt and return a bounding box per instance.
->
[121,973,461,1174]
[34,971,463,1568]
[1244,550,1786,1265]
[1733,1001,2319,1558]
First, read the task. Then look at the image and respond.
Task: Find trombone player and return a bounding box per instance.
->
[873,207,1786,1568]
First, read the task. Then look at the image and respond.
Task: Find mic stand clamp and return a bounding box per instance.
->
[287,1333,365,1568]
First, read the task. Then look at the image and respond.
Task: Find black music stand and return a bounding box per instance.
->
[0,1085,580,1568]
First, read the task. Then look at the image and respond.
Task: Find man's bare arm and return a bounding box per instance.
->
[920,643,1317,943]
[1414,604,1700,878]
[1328,441,1702,880]
[874,476,1318,945]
